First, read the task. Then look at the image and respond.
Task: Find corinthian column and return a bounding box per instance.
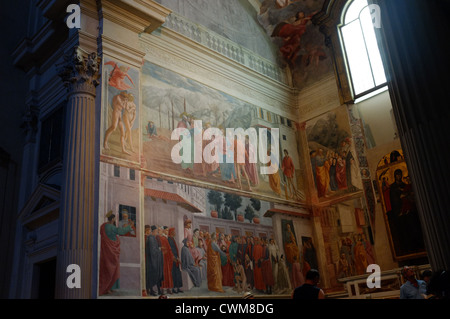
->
[55,47,101,299]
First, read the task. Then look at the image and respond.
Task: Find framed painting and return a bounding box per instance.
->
[376,150,426,260]
[118,204,136,237]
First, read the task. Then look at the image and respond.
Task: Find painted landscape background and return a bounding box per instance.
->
[141,61,306,204]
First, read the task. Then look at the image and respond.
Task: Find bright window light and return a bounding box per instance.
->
[340,0,387,97]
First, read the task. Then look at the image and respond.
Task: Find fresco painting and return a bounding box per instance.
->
[98,209,135,296]
[336,232,375,278]
[141,61,305,204]
[101,58,140,163]
[281,219,305,288]
[315,203,376,289]
[141,179,297,297]
[97,59,373,298]
[99,168,312,297]
[306,105,363,200]
[257,0,332,88]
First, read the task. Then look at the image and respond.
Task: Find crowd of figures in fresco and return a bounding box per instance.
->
[337,233,376,278]
[141,61,306,203]
[146,113,304,201]
[153,114,261,192]
[310,138,362,199]
[98,208,318,297]
[143,218,314,297]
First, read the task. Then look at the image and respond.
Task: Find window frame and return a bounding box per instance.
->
[337,0,387,100]
[37,104,66,175]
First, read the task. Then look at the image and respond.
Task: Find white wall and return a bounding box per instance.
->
[356,90,397,148]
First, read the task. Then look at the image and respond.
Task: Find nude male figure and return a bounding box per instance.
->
[103,91,130,155]
[123,95,136,152]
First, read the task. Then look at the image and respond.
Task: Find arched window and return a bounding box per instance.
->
[338,0,387,101]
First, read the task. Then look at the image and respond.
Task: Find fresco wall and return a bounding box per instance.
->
[154,0,280,63]
[140,61,306,205]
[101,57,141,165]
[97,44,381,298]
[316,199,376,289]
[305,105,364,201]
[97,55,314,298]
[98,161,313,297]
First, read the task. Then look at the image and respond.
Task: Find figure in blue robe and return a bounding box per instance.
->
[181,238,202,287]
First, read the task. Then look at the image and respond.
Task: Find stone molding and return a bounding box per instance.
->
[101,0,172,34]
[163,12,289,86]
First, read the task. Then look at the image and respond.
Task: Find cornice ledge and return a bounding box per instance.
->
[102,35,146,67]
[101,0,171,34]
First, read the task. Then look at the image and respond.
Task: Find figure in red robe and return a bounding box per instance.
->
[221,238,235,287]
[271,11,316,66]
[253,238,265,291]
[105,61,134,91]
[99,211,132,295]
[261,239,275,294]
[281,149,297,198]
[160,227,175,293]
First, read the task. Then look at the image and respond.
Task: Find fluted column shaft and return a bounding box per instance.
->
[55,47,101,298]
[378,0,450,270]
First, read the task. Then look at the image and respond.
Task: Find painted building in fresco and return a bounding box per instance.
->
[3,0,439,300]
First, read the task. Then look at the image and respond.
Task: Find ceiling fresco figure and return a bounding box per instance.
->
[271,10,318,67]
[258,0,331,88]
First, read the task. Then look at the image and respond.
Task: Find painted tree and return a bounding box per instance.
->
[221,206,234,220]
[244,204,255,223]
[207,190,223,215]
[250,198,261,212]
[224,193,242,221]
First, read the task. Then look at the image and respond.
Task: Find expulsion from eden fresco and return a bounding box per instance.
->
[102,59,140,162]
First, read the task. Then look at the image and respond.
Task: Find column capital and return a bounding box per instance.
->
[58,47,102,96]
[21,103,39,144]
